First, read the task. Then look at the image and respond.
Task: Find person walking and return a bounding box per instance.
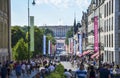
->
[75,64,87,78]
[88,65,96,78]
[98,64,111,78]
[15,62,22,78]
[1,64,7,78]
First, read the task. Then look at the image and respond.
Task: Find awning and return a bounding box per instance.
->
[82,50,90,56]
[96,55,99,59]
[78,54,82,57]
[91,52,99,59]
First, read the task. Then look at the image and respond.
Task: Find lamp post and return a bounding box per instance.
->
[28,0,36,63]
[92,1,101,67]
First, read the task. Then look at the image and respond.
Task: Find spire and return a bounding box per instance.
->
[73,12,76,34]
[74,12,76,27]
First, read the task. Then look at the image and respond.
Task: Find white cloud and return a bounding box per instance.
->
[75,0,90,10]
[35,0,90,9]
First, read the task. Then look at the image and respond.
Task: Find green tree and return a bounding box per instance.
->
[12,38,28,61]
[65,27,73,45]
[33,26,44,56]
[11,26,26,48]
[45,28,54,36]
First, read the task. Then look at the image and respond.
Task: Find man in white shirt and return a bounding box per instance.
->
[64,69,72,78]
[48,63,55,72]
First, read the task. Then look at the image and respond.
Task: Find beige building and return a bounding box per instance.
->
[87,0,120,64]
[0,0,11,63]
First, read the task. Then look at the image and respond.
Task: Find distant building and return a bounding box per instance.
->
[40,25,72,39]
[39,25,72,52]
[0,0,11,63]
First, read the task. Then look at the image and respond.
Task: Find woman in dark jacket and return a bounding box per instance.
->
[88,65,96,78]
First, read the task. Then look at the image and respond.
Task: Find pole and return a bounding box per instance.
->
[28,0,30,63]
[99,3,101,67]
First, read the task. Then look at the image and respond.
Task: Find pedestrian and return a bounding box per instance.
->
[64,69,72,78]
[1,64,7,78]
[98,64,111,78]
[69,69,74,78]
[88,65,96,78]
[15,62,22,78]
[75,64,87,78]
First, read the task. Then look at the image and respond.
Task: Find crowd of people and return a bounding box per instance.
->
[64,57,120,78]
[0,56,57,78]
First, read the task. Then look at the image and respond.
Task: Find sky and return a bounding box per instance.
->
[11,0,91,26]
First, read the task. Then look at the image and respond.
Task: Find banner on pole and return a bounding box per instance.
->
[30,16,34,51]
[43,35,46,55]
[48,40,50,55]
[94,16,99,52]
[79,34,82,54]
[74,39,76,55]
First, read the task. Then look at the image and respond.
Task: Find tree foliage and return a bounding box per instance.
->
[65,27,73,45]
[11,26,56,59]
[11,26,26,48]
[33,26,44,56]
[12,38,28,61]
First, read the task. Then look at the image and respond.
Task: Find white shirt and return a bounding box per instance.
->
[21,64,26,70]
[64,71,72,78]
[48,65,55,72]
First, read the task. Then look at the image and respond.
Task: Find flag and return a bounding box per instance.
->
[94,16,99,52]
[50,42,52,54]
[78,34,82,54]
[30,16,34,51]
[70,38,74,54]
[48,40,50,55]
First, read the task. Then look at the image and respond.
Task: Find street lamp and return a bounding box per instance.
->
[28,0,36,63]
[92,1,101,67]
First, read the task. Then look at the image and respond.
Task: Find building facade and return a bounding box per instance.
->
[81,12,88,51]
[87,0,120,64]
[0,0,11,63]
[40,25,72,39]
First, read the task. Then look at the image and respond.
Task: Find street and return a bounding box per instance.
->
[61,61,78,71]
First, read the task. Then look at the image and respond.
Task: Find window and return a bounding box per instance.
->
[107,2,108,16]
[118,16,120,29]
[109,18,110,31]
[118,33,120,47]
[109,34,110,47]
[112,34,113,47]
[4,0,8,13]
[2,0,4,11]
[109,1,111,15]
[119,0,120,12]
[104,20,106,32]
[104,4,106,18]
[107,19,108,32]
[104,35,106,47]
[107,35,108,47]
[112,0,113,13]
[111,51,113,62]
[112,17,113,30]
[0,0,2,10]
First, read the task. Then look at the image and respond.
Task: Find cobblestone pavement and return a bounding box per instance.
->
[61,61,78,78]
